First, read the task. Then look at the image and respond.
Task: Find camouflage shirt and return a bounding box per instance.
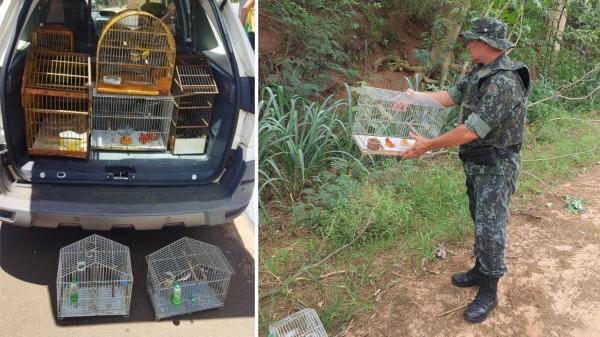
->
[448,53,530,152]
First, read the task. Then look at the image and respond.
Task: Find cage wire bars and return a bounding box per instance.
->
[268,308,328,337]
[30,24,74,52]
[170,55,219,154]
[146,237,235,320]
[22,50,92,159]
[57,235,133,319]
[353,86,448,155]
[91,89,173,151]
[96,10,176,96]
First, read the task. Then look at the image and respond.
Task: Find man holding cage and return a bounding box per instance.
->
[395,17,530,323]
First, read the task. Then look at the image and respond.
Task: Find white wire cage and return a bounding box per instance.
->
[145,237,235,321]
[91,89,173,151]
[353,85,449,155]
[57,235,133,319]
[269,308,328,337]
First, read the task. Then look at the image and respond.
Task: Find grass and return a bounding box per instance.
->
[259,95,600,335]
[259,86,368,217]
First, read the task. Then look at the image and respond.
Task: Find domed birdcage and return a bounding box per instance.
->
[96,10,176,96]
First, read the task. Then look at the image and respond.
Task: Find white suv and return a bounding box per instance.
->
[0,0,256,229]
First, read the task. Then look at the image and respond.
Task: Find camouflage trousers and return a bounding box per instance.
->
[463,153,521,278]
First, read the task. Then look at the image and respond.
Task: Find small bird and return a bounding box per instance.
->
[385,138,395,148]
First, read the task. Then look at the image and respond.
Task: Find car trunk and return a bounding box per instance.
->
[2,0,239,186]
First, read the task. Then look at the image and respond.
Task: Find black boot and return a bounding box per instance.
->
[451,258,483,287]
[463,275,499,323]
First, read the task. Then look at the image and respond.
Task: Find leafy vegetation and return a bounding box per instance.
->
[259,0,600,335]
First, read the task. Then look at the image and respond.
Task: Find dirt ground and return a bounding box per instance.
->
[344,162,600,337]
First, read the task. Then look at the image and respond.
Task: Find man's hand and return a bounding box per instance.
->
[399,132,432,159]
[392,88,416,112]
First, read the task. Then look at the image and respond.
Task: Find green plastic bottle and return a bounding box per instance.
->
[171,282,182,307]
[69,276,78,303]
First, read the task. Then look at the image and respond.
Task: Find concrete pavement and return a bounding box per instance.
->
[0,216,255,337]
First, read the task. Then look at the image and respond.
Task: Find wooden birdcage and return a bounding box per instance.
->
[96,10,176,96]
[31,24,74,52]
[22,50,91,159]
[169,55,218,154]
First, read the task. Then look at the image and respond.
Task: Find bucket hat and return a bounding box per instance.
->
[459,17,515,50]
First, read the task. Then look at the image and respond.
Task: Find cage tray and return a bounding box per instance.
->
[148,280,223,320]
[353,135,432,155]
[30,132,88,159]
[91,130,166,151]
[59,286,128,317]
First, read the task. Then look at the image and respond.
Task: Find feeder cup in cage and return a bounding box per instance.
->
[268,308,328,337]
[145,237,235,320]
[91,89,173,151]
[57,235,132,319]
[352,85,449,156]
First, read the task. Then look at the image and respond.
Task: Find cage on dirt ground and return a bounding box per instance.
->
[56,235,133,319]
[145,237,235,320]
[268,308,328,337]
[353,86,449,155]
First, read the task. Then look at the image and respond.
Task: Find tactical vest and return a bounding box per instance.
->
[458,54,530,150]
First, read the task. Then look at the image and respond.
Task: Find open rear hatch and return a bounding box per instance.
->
[2,0,241,186]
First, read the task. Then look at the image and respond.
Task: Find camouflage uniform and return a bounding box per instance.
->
[447,19,530,278]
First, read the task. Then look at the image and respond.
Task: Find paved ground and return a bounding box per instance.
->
[0,216,255,337]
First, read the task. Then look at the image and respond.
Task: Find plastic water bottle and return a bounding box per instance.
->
[171,282,181,307]
[69,276,78,304]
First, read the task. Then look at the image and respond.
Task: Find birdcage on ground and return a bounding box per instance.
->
[57,235,133,319]
[31,24,74,52]
[96,10,176,96]
[22,50,91,159]
[91,89,173,151]
[145,237,235,321]
[353,86,449,155]
[170,55,218,154]
[269,308,328,337]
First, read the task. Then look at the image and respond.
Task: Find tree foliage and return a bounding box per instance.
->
[260,0,600,105]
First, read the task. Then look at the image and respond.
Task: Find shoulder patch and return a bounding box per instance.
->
[487,84,499,96]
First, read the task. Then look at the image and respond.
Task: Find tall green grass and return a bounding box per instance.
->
[258,86,367,214]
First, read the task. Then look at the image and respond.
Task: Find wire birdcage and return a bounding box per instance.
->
[269,309,328,337]
[170,55,218,154]
[96,10,176,96]
[91,89,173,151]
[31,24,74,52]
[57,235,133,319]
[22,50,91,159]
[353,86,449,155]
[145,237,235,321]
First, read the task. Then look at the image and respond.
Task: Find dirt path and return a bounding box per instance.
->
[347,162,600,337]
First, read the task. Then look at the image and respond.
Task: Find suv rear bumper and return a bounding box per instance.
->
[0,157,254,230]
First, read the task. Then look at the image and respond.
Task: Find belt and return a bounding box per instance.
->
[459,145,522,162]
